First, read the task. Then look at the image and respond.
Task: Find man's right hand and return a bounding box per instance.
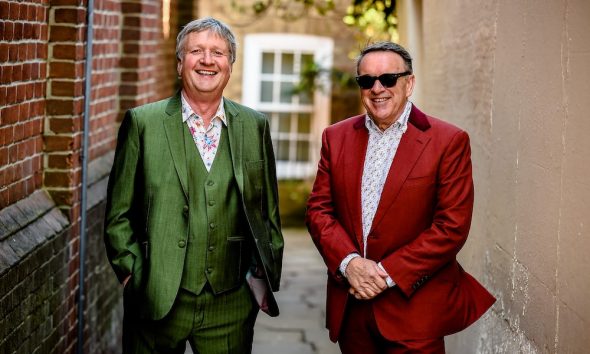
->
[345,257,388,300]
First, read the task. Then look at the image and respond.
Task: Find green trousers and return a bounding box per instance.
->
[123,283,258,354]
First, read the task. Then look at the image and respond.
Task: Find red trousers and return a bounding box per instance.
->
[338,298,445,354]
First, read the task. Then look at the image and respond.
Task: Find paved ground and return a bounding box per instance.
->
[251,228,339,354]
[186,228,340,354]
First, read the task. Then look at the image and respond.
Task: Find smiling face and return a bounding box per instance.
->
[358,51,415,130]
[177,30,232,101]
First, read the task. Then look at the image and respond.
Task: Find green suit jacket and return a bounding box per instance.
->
[104,92,284,319]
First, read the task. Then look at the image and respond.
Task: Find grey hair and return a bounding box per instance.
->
[356,41,413,75]
[176,17,237,64]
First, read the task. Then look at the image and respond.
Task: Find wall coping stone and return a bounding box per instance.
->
[0,190,69,276]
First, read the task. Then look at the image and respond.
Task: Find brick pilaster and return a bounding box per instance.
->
[45,0,86,221]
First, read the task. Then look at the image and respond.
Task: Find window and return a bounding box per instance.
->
[243,34,333,179]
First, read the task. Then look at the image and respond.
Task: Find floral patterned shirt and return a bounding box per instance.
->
[181,93,227,171]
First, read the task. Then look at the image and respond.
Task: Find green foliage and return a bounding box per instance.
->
[292,60,357,96]
[278,179,312,226]
[230,0,336,21]
[236,0,397,39]
[344,0,398,42]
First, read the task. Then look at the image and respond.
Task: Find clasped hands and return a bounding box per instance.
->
[345,257,389,300]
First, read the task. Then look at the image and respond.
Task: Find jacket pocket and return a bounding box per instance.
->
[404,175,436,188]
[225,235,246,287]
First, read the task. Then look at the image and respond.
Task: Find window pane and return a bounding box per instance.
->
[301,53,314,69]
[296,140,310,162]
[281,53,294,75]
[298,113,311,134]
[280,81,294,103]
[261,81,273,102]
[278,112,291,133]
[262,52,274,74]
[277,140,290,161]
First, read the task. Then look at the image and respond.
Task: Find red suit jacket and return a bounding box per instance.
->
[306,105,495,342]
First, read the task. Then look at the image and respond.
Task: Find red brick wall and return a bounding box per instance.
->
[88,0,121,161]
[0,0,184,352]
[0,0,47,209]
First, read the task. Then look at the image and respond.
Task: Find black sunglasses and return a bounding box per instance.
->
[355,71,412,89]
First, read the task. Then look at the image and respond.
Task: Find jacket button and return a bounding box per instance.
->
[208,246,215,251]
[178,240,186,248]
[183,205,189,215]
[207,180,215,186]
[209,222,216,229]
[208,200,215,206]
[207,267,213,273]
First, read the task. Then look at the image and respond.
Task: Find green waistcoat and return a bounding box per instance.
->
[180,124,253,295]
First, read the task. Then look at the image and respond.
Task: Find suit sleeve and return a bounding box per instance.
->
[306,129,358,281]
[381,130,474,297]
[103,110,143,283]
[262,118,284,290]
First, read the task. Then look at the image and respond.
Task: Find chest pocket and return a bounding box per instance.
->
[404,175,436,188]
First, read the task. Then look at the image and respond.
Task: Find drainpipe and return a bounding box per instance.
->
[77,0,94,352]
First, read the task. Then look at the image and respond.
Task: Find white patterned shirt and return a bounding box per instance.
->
[181,93,227,171]
[340,101,413,287]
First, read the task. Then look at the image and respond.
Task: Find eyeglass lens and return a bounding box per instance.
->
[356,72,410,89]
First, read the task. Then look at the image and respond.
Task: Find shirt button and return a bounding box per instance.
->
[209,222,216,229]
[178,240,186,248]
[208,200,215,206]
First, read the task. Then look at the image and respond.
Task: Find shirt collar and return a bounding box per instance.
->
[365,101,412,134]
[180,91,227,126]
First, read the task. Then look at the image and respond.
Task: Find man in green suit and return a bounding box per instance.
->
[104,17,284,353]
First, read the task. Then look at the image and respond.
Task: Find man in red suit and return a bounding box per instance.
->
[306,41,495,353]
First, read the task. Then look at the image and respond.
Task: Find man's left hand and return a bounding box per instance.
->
[345,257,389,300]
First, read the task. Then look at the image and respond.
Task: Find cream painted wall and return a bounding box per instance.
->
[401,0,590,352]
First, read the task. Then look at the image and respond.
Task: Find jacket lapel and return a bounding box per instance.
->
[344,116,368,248]
[163,92,189,199]
[370,121,431,233]
[225,99,244,193]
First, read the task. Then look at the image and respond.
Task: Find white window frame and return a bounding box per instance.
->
[242,34,333,179]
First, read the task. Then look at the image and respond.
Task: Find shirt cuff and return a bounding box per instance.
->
[377,262,396,288]
[339,253,360,278]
